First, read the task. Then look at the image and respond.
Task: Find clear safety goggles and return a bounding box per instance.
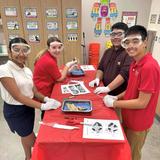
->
[110,31,124,38]
[121,35,142,49]
[49,41,64,52]
[11,43,31,55]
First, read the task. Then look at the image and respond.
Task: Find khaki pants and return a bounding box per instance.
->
[124,127,149,160]
[115,108,122,122]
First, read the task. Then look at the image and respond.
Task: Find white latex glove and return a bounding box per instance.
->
[94,86,110,94]
[89,78,100,87]
[41,100,61,110]
[103,95,118,108]
[66,59,78,68]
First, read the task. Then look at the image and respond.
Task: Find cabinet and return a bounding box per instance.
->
[0,0,82,70]
[0,13,8,64]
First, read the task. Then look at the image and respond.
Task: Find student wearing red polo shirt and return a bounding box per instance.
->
[33,37,77,118]
[103,25,160,160]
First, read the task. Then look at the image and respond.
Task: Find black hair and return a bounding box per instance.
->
[47,37,61,47]
[9,37,28,51]
[125,25,148,41]
[111,22,128,32]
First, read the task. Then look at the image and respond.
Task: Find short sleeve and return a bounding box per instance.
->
[139,65,158,93]
[0,65,13,78]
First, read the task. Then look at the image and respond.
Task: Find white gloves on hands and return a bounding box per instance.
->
[103,95,118,108]
[89,78,100,87]
[66,59,78,68]
[94,86,110,94]
[41,97,61,110]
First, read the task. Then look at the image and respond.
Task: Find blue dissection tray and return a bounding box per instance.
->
[62,99,92,112]
[70,69,85,76]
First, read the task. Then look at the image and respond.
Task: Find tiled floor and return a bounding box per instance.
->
[0,97,160,160]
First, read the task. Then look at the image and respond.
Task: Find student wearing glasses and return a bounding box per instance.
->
[89,22,132,117]
[103,25,160,160]
[33,37,78,119]
[0,37,61,160]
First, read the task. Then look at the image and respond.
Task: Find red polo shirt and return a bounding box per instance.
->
[33,51,61,97]
[122,53,160,131]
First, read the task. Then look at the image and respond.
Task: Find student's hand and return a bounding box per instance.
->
[41,100,61,110]
[89,78,100,87]
[94,86,110,94]
[103,95,118,107]
[68,64,78,72]
[66,59,78,68]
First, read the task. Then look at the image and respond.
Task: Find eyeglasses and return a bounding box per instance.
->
[110,31,124,38]
[11,43,31,55]
[49,42,64,52]
[121,35,142,49]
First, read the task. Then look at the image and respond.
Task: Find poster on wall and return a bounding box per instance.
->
[7,21,19,30]
[46,8,58,18]
[104,17,111,36]
[26,21,38,30]
[47,22,58,30]
[48,34,59,38]
[5,7,17,17]
[66,8,78,18]
[67,33,78,41]
[109,3,118,18]
[66,21,78,30]
[94,17,102,36]
[25,8,37,18]
[122,11,137,27]
[157,14,160,24]
[28,34,40,43]
[150,14,157,24]
[90,1,119,37]
[8,34,19,41]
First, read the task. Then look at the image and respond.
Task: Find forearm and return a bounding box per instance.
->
[17,94,42,109]
[113,99,146,109]
[107,74,125,91]
[33,87,45,102]
[114,92,151,109]
[57,66,68,81]
[96,70,103,80]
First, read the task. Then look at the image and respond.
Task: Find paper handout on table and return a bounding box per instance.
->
[80,65,95,71]
[61,83,90,95]
[82,118,124,141]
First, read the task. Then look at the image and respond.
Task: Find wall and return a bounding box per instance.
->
[82,0,152,59]
[147,0,160,63]
[147,0,160,117]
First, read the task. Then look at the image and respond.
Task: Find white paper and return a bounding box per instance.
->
[83,118,124,141]
[66,83,90,95]
[80,65,95,71]
[61,85,71,94]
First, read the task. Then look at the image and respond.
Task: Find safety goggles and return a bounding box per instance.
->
[110,31,124,38]
[121,35,142,49]
[11,43,31,55]
[49,41,64,52]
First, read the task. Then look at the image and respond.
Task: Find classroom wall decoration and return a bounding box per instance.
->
[91,0,118,37]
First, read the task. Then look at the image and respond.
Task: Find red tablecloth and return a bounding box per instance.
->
[31,70,131,160]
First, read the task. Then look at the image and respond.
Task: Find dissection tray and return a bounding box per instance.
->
[62,99,92,113]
